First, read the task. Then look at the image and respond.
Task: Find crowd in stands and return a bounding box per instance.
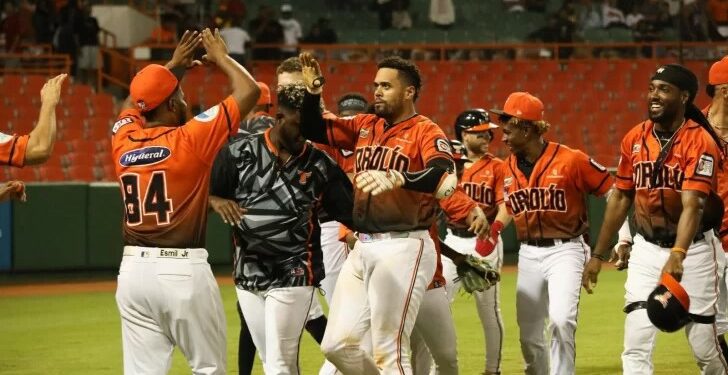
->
[0,0,100,83]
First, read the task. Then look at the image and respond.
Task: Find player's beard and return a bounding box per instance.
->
[647,102,677,125]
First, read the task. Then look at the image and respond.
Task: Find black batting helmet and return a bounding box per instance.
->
[646,273,691,332]
[454,109,498,141]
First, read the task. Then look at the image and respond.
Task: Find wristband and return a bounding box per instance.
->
[592,253,608,261]
[671,247,687,256]
[490,220,504,236]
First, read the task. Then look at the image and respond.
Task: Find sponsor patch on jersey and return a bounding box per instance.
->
[112,117,134,134]
[435,138,452,155]
[632,144,641,153]
[696,154,714,177]
[504,176,513,187]
[119,146,171,167]
[589,158,607,172]
[194,105,220,122]
[340,149,353,157]
[0,131,12,144]
[359,129,369,138]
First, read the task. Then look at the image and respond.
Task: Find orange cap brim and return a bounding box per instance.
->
[660,273,690,311]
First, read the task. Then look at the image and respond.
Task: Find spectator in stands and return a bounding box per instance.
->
[503,0,525,12]
[218,0,246,21]
[2,1,23,52]
[636,0,672,31]
[303,17,338,44]
[77,1,99,85]
[375,0,393,29]
[250,5,283,60]
[709,0,728,26]
[148,13,178,44]
[32,0,55,45]
[527,13,576,58]
[602,0,628,28]
[573,0,602,33]
[278,3,302,58]
[430,0,455,29]
[392,0,412,30]
[221,16,252,67]
[55,0,83,75]
[682,0,725,41]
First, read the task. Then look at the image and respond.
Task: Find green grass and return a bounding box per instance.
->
[0,269,701,374]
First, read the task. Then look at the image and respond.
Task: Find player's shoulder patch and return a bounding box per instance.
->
[112,117,134,134]
[435,138,453,155]
[589,158,607,173]
[194,105,220,122]
[696,153,715,177]
[0,131,13,144]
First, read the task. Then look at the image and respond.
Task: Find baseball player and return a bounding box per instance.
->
[299,52,458,374]
[441,109,506,375]
[492,92,613,375]
[706,56,728,360]
[0,73,66,203]
[238,81,275,136]
[112,29,260,374]
[583,64,728,374]
[210,83,354,374]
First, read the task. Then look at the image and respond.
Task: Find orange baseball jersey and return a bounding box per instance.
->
[0,132,29,167]
[439,187,476,224]
[503,142,612,240]
[460,154,505,222]
[616,120,720,240]
[322,113,454,233]
[111,96,241,248]
[704,106,728,251]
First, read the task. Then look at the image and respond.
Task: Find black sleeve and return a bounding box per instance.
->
[300,92,330,145]
[210,145,237,199]
[400,158,454,194]
[320,162,354,227]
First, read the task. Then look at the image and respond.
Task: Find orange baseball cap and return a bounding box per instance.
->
[256,81,272,106]
[490,92,544,122]
[130,64,179,112]
[709,56,728,85]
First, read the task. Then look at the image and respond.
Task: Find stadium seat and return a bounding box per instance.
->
[66,166,96,182]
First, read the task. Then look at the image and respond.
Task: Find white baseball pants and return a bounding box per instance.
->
[622,234,728,375]
[116,246,226,375]
[442,230,504,374]
[410,286,459,375]
[319,221,348,306]
[236,285,314,375]
[516,237,589,375]
[321,230,437,375]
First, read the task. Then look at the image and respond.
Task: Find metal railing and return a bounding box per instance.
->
[0,53,70,75]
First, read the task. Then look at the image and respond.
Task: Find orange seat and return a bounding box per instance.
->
[65,165,96,182]
[37,165,66,181]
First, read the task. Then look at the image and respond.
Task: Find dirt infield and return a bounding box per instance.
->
[0,276,236,297]
[0,265,519,297]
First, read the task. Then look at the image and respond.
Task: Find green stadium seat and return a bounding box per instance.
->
[582,28,611,43]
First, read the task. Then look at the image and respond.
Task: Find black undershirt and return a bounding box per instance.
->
[515,142,548,180]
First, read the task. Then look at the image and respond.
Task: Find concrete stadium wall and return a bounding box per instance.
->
[0,184,609,272]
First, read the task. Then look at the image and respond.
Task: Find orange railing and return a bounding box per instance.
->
[99,28,118,49]
[0,53,70,75]
[98,47,132,92]
[128,40,728,65]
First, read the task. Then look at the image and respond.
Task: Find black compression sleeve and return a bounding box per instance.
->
[300,92,329,145]
[400,158,453,194]
[321,163,354,227]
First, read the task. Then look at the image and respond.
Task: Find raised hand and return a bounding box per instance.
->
[168,30,203,69]
[40,74,67,106]
[0,180,26,203]
[200,28,229,66]
[298,52,324,94]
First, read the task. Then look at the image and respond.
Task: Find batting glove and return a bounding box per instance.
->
[355,170,405,196]
[475,220,504,257]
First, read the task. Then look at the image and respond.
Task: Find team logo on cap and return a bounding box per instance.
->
[653,291,673,308]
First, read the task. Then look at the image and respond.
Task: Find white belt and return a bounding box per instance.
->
[358,230,428,243]
[122,246,208,259]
